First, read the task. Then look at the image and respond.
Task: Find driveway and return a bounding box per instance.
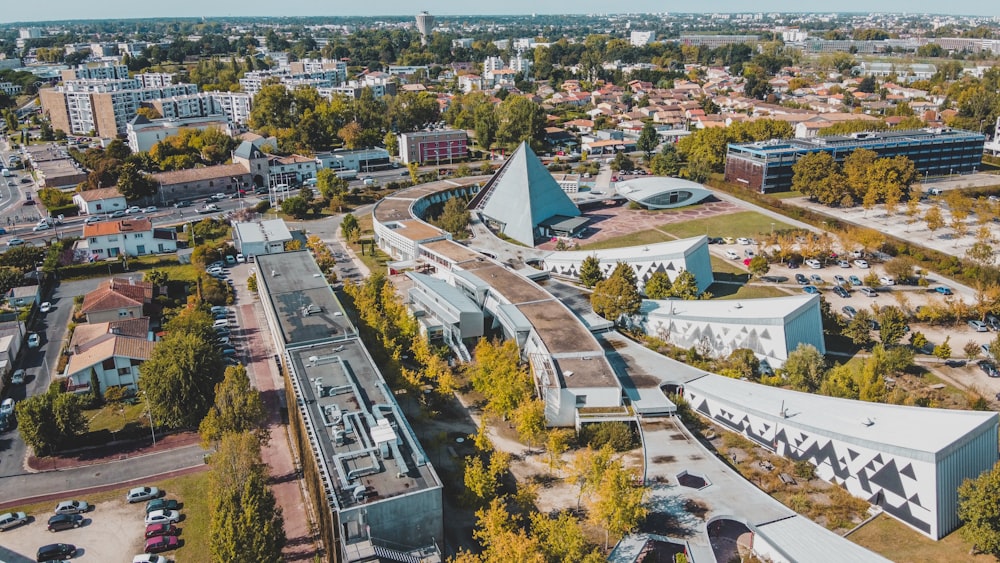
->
[0,277,106,478]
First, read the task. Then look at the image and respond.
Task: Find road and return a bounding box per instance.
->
[0,277,104,478]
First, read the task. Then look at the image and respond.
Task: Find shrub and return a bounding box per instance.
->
[793,460,815,480]
[579,421,639,452]
[253,200,271,213]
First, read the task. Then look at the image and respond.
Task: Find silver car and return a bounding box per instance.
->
[0,511,28,531]
[54,500,90,515]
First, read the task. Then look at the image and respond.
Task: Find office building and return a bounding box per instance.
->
[398,129,468,165]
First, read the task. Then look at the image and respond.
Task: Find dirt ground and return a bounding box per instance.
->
[0,498,146,561]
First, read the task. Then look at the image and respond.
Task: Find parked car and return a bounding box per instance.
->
[84,215,101,224]
[236,253,246,263]
[859,287,878,297]
[145,535,180,554]
[134,555,172,563]
[126,206,142,214]
[47,514,83,532]
[27,333,40,348]
[724,250,739,260]
[213,319,230,329]
[0,511,28,531]
[0,398,14,417]
[795,273,808,285]
[142,206,158,213]
[842,306,858,319]
[207,266,224,276]
[945,359,968,368]
[787,261,800,269]
[39,301,51,313]
[978,360,999,378]
[53,500,90,515]
[743,249,755,258]
[210,193,226,201]
[834,275,847,285]
[145,509,181,526]
[221,347,238,357]
[934,286,953,295]
[805,259,822,269]
[207,261,225,270]
[173,200,191,208]
[837,259,851,268]
[144,522,180,539]
[987,315,1000,331]
[36,543,76,561]
[803,285,819,294]
[110,210,127,218]
[809,274,822,283]
[7,238,25,247]
[833,286,850,298]
[736,237,750,245]
[145,498,180,514]
[968,319,989,332]
[878,276,895,286]
[224,255,236,265]
[199,204,220,214]
[127,486,162,503]
[210,306,228,315]
[849,275,863,286]
[32,223,50,232]
[11,369,25,385]
[853,259,869,269]
[722,237,735,244]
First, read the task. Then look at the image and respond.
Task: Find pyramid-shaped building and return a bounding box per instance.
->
[469,142,582,246]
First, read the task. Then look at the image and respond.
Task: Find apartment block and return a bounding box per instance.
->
[398,129,468,165]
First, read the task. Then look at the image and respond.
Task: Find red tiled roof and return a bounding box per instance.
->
[74,187,124,202]
[83,219,152,237]
[80,287,142,314]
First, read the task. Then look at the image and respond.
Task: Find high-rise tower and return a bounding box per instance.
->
[415,11,435,46]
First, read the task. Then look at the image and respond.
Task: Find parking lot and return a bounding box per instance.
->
[0,498,146,561]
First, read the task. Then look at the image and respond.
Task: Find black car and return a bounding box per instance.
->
[145,498,181,514]
[787,261,800,269]
[978,360,999,378]
[794,273,808,285]
[36,543,76,561]
[945,359,968,368]
[173,200,192,208]
[47,514,83,532]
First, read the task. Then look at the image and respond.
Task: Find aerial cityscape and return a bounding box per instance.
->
[2,9,1000,563]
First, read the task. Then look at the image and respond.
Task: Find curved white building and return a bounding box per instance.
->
[640,294,825,366]
[674,372,999,540]
[542,237,714,294]
[615,176,712,209]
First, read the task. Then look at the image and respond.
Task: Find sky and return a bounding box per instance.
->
[2,1,999,23]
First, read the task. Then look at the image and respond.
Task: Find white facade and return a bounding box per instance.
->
[315,148,391,173]
[630,31,656,46]
[678,373,999,540]
[232,219,293,257]
[542,237,715,294]
[81,220,178,258]
[641,294,825,365]
[72,188,127,215]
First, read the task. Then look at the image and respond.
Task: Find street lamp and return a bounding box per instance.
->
[142,391,156,446]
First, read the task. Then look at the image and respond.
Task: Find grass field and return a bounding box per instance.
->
[710,256,747,276]
[578,229,675,250]
[848,514,991,563]
[84,402,148,434]
[657,211,796,239]
[712,283,793,300]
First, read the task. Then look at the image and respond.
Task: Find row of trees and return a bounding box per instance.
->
[792,148,918,209]
[443,91,547,150]
[675,118,794,181]
[583,259,704,324]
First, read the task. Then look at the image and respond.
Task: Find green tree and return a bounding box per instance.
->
[933,336,953,360]
[636,122,659,160]
[791,152,847,206]
[140,329,224,428]
[924,206,945,237]
[340,213,360,242]
[843,310,875,348]
[589,457,648,549]
[643,271,673,299]
[842,149,879,203]
[512,398,546,448]
[780,344,827,392]
[649,143,682,176]
[667,269,700,300]
[15,391,89,456]
[116,161,158,201]
[748,255,770,278]
[434,197,471,238]
[316,168,348,202]
[578,255,604,289]
[958,461,1000,555]
[209,432,286,563]
[468,339,533,419]
[610,151,635,173]
[878,306,908,348]
[383,131,399,156]
[591,263,642,323]
[280,196,309,218]
[199,364,268,447]
[727,348,761,380]
[531,511,603,563]
[495,95,546,148]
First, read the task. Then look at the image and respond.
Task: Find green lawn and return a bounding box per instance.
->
[85,402,148,434]
[710,256,746,276]
[770,190,805,199]
[712,283,793,300]
[657,211,796,239]
[578,229,675,250]
[848,514,991,563]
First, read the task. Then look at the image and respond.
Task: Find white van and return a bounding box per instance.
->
[1,168,9,177]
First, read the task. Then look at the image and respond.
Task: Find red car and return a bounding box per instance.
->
[145,522,179,539]
[145,535,180,553]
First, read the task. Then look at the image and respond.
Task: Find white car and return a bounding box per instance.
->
[805,259,822,269]
[878,276,895,286]
[133,555,171,563]
[145,509,181,526]
[84,215,101,224]
[736,237,751,245]
[142,206,158,213]
[11,369,25,385]
[854,259,869,269]
[126,206,142,214]
[725,250,739,260]
[40,301,51,313]
[27,333,40,348]
[126,486,162,503]
[0,398,13,416]
[213,319,230,329]
[236,253,246,263]
[0,511,28,531]
[32,223,51,232]
[54,500,90,515]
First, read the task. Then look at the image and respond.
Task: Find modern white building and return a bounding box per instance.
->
[232,219,293,257]
[406,272,484,356]
[152,91,252,126]
[315,148,391,173]
[640,294,825,366]
[630,31,656,47]
[675,373,999,540]
[615,177,713,210]
[542,237,715,295]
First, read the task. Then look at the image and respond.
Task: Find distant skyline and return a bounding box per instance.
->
[2,1,1000,24]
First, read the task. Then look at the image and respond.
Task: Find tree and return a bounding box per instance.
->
[209,432,285,563]
[531,511,603,563]
[435,197,470,238]
[748,255,770,278]
[610,151,634,173]
[280,196,309,218]
[116,161,158,201]
[643,271,672,299]
[649,143,682,176]
[578,255,604,289]
[199,364,268,447]
[512,398,546,448]
[591,263,642,323]
[780,344,826,392]
[878,306,908,348]
[589,457,648,549]
[843,310,875,348]
[338,121,364,150]
[15,391,89,456]
[883,257,916,284]
[667,269,700,300]
[495,95,546,148]
[933,336,952,360]
[842,149,879,203]
[959,461,1000,555]
[924,206,945,236]
[140,328,224,429]
[468,339,533,419]
[636,122,659,160]
[341,213,360,242]
[383,131,399,156]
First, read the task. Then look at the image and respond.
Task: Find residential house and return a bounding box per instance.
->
[151,164,251,205]
[267,154,319,187]
[6,285,40,308]
[80,277,153,323]
[64,317,155,394]
[72,187,127,215]
[81,219,178,259]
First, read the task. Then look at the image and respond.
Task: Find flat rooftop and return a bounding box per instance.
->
[374,177,485,225]
[729,127,985,157]
[421,239,482,264]
[642,294,818,323]
[682,373,998,458]
[287,340,441,510]
[391,219,447,242]
[255,251,353,347]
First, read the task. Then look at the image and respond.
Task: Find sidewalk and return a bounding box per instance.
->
[25,431,201,472]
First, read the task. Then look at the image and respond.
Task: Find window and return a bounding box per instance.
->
[102,358,116,370]
[118,367,131,376]
[89,237,97,243]
[576,395,587,406]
